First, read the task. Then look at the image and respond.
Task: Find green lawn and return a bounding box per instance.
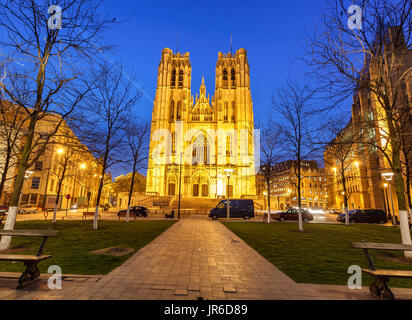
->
[223,222,412,288]
[0,220,175,275]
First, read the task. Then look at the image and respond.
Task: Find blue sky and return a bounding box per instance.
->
[99,0,328,124]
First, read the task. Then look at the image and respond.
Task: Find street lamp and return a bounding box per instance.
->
[224,169,235,223]
[382,172,396,225]
[383,183,392,221]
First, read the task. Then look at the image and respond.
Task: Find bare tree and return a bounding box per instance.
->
[305,0,412,253]
[0,100,28,202]
[79,65,141,230]
[273,81,321,232]
[0,0,115,249]
[324,118,363,225]
[259,120,282,223]
[48,128,88,223]
[123,117,149,222]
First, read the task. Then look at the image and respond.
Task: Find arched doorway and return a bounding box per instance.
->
[192,173,209,198]
[167,176,177,196]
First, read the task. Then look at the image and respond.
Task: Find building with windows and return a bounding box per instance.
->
[0,103,106,209]
[146,48,257,199]
[325,27,412,214]
[259,161,328,211]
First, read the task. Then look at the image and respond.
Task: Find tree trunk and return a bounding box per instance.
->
[93,174,105,230]
[0,120,35,250]
[0,162,28,250]
[126,169,137,223]
[342,175,349,225]
[0,150,12,200]
[389,118,412,258]
[53,177,64,223]
[266,178,271,224]
[297,163,303,232]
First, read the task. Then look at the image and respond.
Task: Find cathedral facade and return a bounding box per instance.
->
[146,48,257,199]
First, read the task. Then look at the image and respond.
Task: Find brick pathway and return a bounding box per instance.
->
[1,216,412,300]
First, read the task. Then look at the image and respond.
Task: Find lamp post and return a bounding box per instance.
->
[382,173,396,225]
[383,183,392,222]
[224,169,234,223]
[178,152,183,220]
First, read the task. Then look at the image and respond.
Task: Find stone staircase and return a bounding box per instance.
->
[170,198,220,210]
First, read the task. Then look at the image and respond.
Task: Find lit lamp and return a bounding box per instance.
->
[382,172,396,225]
[224,169,235,223]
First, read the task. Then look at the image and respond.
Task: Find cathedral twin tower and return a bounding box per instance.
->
[146,48,257,199]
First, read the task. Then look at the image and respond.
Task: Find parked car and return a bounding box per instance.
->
[272,208,314,222]
[209,199,254,220]
[117,206,149,218]
[18,205,38,214]
[336,209,388,224]
[329,209,342,215]
[0,206,8,214]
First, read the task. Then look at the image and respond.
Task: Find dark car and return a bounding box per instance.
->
[336,209,388,224]
[273,208,314,222]
[209,199,254,220]
[117,206,149,219]
[0,206,8,214]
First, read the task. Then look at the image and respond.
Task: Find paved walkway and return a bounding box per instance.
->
[1,216,412,300]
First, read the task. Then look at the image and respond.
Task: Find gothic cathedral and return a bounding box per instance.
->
[146,48,257,199]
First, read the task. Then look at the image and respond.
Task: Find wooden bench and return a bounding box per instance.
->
[0,229,58,289]
[83,212,101,220]
[118,212,137,221]
[352,241,412,300]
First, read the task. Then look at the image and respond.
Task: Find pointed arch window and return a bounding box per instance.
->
[224,102,228,122]
[231,101,236,122]
[231,69,236,87]
[178,70,184,88]
[176,101,182,120]
[223,69,228,87]
[170,100,175,121]
[171,69,176,88]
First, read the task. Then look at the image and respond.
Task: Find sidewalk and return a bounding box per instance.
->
[1,216,412,300]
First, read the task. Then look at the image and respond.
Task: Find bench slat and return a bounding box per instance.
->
[362,269,412,278]
[0,254,51,262]
[0,230,58,237]
[352,242,412,251]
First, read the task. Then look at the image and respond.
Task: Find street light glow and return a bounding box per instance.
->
[382,172,394,181]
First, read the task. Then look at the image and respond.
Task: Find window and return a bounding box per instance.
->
[223,69,228,87]
[178,70,184,88]
[224,102,228,122]
[231,101,236,122]
[31,177,40,190]
[231,69,236,87]
[171,69,176,88]
[29,194,38,205]
[34,162,43,171]
[176,101,181,120]
[170,100,175,120]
